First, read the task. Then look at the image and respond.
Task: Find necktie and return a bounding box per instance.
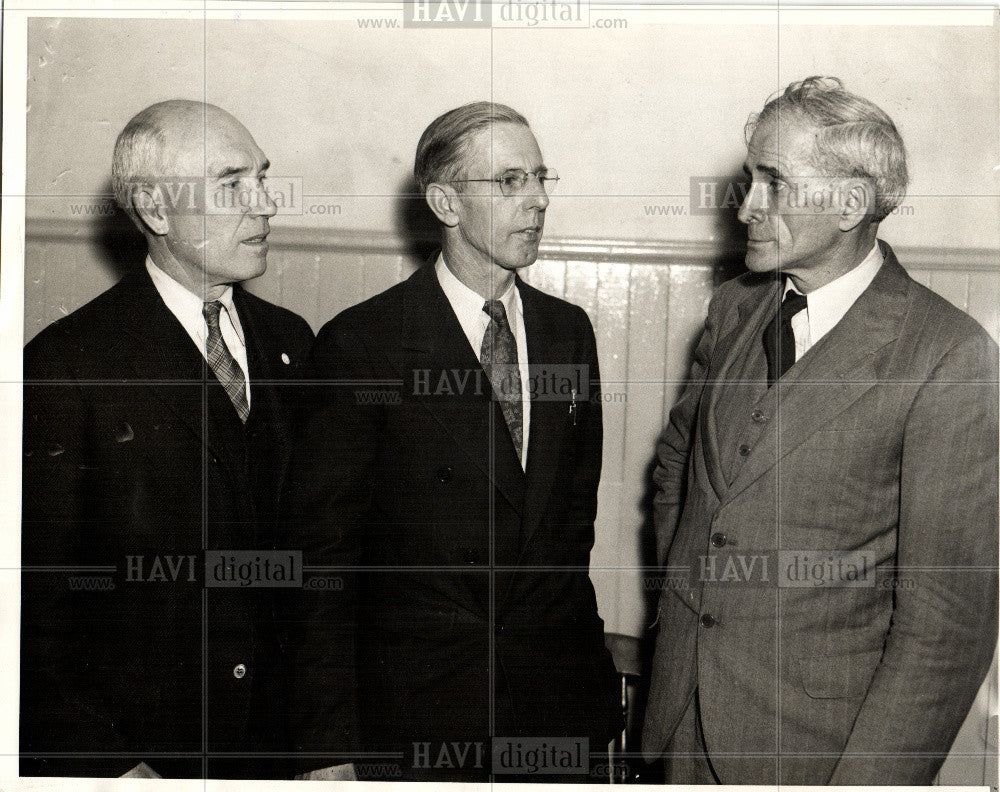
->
[480,300,523,459]
[202,300,250,422]
[763,290,808,385]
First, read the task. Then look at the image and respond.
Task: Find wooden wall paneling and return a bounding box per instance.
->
[662,263,715,420]
[562,259,600,319]
[936,647,998,785]
[523,257,567,300]
[589,261,632,625]
[616,262,672,637]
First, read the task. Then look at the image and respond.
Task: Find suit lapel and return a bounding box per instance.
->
[103,267,247,496]
[723,244,910,505]
[701,277,781,500]
[399,265,526,514]
[518,279,573,554]
[234,288,293,531]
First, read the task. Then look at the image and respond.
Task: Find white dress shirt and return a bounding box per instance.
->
[785,243,884,362]
[436,254,531,469]
[146,258,251,408]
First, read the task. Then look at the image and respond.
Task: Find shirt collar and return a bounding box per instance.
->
[435,253,520,327]
[145,257,244,345]
[783,242,883,342]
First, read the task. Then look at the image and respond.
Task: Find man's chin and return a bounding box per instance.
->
[236,256,269,282]
[497,254,539,271]
[744,249,779,273]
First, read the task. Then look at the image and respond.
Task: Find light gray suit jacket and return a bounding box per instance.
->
[642,242,999,784]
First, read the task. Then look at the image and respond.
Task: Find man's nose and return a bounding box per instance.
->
[737,181,765,225]
[522,175,550,211]
[251,182,278,217]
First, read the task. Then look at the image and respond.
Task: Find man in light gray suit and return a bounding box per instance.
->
[642,77,998,784]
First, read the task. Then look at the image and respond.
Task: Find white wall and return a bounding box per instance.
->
[26,14,999,247]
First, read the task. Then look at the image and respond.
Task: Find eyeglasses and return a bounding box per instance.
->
[450,168,560,197]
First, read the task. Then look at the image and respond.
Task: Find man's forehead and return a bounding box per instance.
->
[464,122,541,166]
[745,117,816,171]
[163,120,266,177]
[206,148,268,178]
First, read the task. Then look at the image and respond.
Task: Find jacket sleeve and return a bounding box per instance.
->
[20,332,133,776]
[565,307,603,546]
[829,330,1000,784]
[651,289,724,569]
[278,313,384,774]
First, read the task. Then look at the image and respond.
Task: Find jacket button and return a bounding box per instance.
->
[437,466,453,482]
[495,620,505,634]
[737,444,751,457]
[711,532,727,548]
[233,663,247,679]
[751,409,767,423]
[700,614,716,628]
[464,549,478,565]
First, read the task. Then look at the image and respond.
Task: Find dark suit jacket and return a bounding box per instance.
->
[20,265,314,778]
[282,262,622,780]
[641,242,999,784]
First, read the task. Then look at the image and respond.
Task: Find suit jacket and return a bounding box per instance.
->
[282,262,622,780]
[20,265,314,778]
[641,242,999,785]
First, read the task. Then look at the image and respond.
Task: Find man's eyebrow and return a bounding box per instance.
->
[756,164,783,180]
[744,162,783,181]
[211,159,270,180]
[213,165,249,181]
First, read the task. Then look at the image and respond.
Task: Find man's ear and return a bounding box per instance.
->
[839,178,873,232]
[132,184,170,236]
[425,183,461,228]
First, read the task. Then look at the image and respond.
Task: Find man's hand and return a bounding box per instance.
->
[295,763,357,781]
[120,762,162,778]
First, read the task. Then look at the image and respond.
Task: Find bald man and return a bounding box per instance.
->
[20,101,314,779]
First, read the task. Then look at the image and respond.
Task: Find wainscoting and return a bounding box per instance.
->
[22,217,999,782]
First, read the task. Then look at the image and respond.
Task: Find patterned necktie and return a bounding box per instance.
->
[202,300,250,423]
[480,299,523,460]
[762,289,808,386]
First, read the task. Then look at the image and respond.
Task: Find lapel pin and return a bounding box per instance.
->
[569,388,578,425]
[281,353,291,365]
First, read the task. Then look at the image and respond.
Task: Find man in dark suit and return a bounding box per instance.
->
[284,102,622,782]
[20,100,314,779]
[641,76,999,784]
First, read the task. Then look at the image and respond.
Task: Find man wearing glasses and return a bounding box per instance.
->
[283,102,622,782]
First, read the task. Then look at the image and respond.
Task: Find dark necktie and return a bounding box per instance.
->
[480,299,523,460]
[202,300,250,423]
[763,289,808,386]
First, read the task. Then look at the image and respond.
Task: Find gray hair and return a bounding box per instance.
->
[111,99,222,224]
[746,76,908,221]
[414,102,529,192]
[110,103,174,223]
